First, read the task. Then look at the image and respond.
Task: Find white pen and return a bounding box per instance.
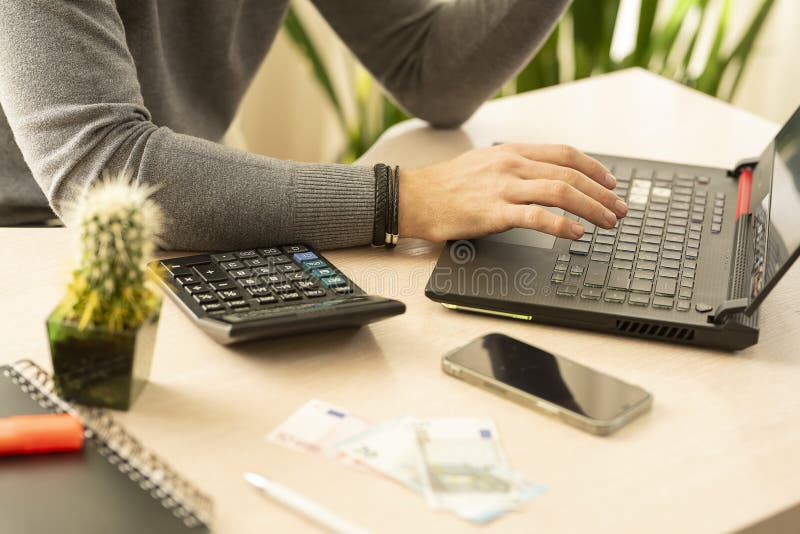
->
[244,472,371,534]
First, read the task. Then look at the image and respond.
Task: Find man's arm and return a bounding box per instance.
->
[0,0,375,251]
[312,0,570,128]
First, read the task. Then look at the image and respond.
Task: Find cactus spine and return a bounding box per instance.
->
[57,171,163,331]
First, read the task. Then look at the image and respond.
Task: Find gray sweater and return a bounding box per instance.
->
[0,0,568,250]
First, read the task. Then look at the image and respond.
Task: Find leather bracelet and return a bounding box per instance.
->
[372,164,389,247]
[386,165,400,248]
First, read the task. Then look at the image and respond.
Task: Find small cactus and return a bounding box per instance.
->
[56,171,163,331]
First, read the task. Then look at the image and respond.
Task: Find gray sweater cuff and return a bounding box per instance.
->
[293,163,375,249]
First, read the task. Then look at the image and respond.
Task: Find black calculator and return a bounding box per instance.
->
[149,245,405,344]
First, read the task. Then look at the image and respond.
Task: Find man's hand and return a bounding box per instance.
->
[398,143,627,241]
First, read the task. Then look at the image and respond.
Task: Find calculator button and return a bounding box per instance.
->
[247,286,272,297]
[176,275,200,286]
[259,247,282,256]
[217,289,244,301]
[283,245,309,254]
[255,295,278,305]
[193,293,217,304]
[230,269,254,278]
[245,258,268,267]
[295,280,318,290]
[285,271,312,281]
[260,274,285,284]
[279,292,302,302]
[209,280,236,291]
[185,284,207,294]
[238,278,261,287]
[228,299,249,308]
[236,250,259,259]
[193,264,228,282]
[301,259,327,270]
[211,253,237,262]
[268,255,292,265]
[333,286,354,295]
[303,289,326,298]
[311,268,336,278]
[202,302,225,313]
[162,262,192,276]
[277,264,300,273]
[320,275,347,288]
[270,282,294,293]
[293,252,319,263]
[252,266,276,276]
[220,261,245,270]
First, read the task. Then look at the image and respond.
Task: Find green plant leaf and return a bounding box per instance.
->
[719,0,777,100]
[694,0,731,95]
[634,0,659,67]
[651,0,696,74]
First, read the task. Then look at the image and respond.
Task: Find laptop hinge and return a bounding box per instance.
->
[712,298,750,325]
[728,157,759,178]
[713,212,755,325]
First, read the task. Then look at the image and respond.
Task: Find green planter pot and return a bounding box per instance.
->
[46,303,161,411]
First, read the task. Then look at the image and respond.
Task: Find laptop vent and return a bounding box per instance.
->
[614,320,695,341]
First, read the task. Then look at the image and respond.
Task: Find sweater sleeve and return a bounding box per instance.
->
[0,0,375,251]
[311,0,570,128]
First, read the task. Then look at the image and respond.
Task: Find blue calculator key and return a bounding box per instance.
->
[302,259,327,270]
[293,251,318,263]
[311,268,336,278]
[320,275,347,288]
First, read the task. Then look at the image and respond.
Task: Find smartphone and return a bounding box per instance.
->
[442,333,652,436]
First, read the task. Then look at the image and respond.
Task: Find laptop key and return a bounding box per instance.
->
[612,260,633,270]
[661,259,680,270]
[658,269,678,279]
[679,287,693,299]
[677,300,691,311]
[642,235,661,244]
[584,262,608,287]
[630,278,653,293]
[607,269,630,291]
[653,296,674,309]
[629,294,650,306]
[640,243,660,253]
[638,252,658,262]
[580,288,602,300]
[636,260,656,271]
[595,235,615,245]
[655,277,677,296]
[603,290,626,303]
[554,262,568,272]
[569,265,585,276]
[591,252,611,262]
[662,250,682,260]
[664,242,683,252]
[556,284,579,297]
[618,242,637,253]
[615,251,635,261]
[681,278,694,289]
[594,244,613,254]
[557,254,571,262]
[551,271,566,283]
[634,270,655,280]
[570,241,590,255]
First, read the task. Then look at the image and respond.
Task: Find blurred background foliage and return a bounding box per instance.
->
[284,0,776,163]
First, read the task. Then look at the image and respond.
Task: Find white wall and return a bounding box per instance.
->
[225,0,800,163]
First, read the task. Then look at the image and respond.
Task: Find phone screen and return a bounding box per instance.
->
[446,333,649,421]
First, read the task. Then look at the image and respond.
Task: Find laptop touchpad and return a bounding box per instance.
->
[483,206,560,249]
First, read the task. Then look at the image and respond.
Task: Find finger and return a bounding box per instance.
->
[497,143,616,189]
[504,204,585,239]
[511,179,617,229]
[506,159,627,218]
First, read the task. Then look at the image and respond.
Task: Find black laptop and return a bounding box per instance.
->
[425,105,800,350]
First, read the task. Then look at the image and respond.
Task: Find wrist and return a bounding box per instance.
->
[398,166,426,240]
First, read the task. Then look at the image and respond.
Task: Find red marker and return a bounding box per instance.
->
[0,413,84,455]
[736,168,753,220]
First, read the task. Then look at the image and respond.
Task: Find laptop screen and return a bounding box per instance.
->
[746,105,800,312]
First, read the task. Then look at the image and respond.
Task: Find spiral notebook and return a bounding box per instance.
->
[0,360,213,534]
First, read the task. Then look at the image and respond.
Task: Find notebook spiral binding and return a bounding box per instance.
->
[4,359,213,529]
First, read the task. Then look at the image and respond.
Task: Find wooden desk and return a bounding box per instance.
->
[2,69,799,534]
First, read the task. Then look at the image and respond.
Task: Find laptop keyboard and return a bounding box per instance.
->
[551,169,727,310]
